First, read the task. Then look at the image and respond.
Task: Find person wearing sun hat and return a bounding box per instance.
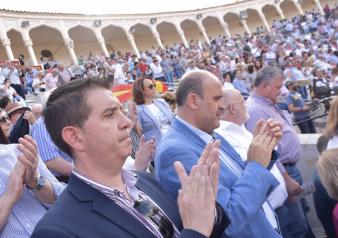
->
[5,102,33,125]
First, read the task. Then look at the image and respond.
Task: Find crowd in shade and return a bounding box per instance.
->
[0,3,338,238]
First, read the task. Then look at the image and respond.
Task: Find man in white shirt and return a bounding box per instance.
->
[215,88,293,238]
[113,63,128,86]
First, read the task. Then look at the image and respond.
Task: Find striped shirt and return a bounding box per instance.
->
[0,144,66,238]
[31,117,73,176]
[73,170,179,238]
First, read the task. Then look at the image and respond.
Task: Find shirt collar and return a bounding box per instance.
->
[73,169,138,198]
[251,92,275,107]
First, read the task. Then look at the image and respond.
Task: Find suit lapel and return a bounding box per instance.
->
[171,118,207,149]
[135,173,182,229]
[214,132,245,169]
[68,175,155,238]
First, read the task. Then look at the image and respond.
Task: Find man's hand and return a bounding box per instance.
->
[174,141,220,237]
[134,136,155,171]
[302,105,311,112]
[248,121,277,168]
[2,163,25,207]
[283,173,303,202]
[16,135,39,188]
[23,110,36,125]
[253,119,282,144]
[266,118,283,143]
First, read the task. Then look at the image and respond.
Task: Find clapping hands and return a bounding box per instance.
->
[175,140,220,237]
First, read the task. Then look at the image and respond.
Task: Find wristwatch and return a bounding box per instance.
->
[27,175,46,191]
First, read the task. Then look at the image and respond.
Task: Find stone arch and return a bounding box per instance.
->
[320,0,337,7]
[29,25,65,64]
[68,25,101,59]
[202,16,223,38]
[280,0,300,19]
[246,9,265,33]
[180,19,202,43]
[102,24,131,55]
[129,23,157,51]
[223,12,245,36]
[262,4,282,27]
[6,29,30,64]
[299,0,317,13]
[156,21,181,48]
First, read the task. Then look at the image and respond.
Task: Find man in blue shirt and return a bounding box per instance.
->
[285,81,316,134]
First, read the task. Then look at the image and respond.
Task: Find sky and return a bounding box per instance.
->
[1,0,235,15]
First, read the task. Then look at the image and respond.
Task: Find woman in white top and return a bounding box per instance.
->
[133,77,174,146]
[1,78,18,101]
[326,96,338,149]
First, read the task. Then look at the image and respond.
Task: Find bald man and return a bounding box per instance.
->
[215,89,291,237]
[155,70,284,238]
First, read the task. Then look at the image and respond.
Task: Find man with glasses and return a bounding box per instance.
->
[155,70,284,237]
[31,78,229,238]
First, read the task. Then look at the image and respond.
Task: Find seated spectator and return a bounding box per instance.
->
[232,70,250,98]
[1,78,19,101]
[161,91,177,113]
[326,96,338,149]
[317,148,338,237]
[155,70,283,237]
[31,95,73,183]
[31,77,229,238]
[285,81,316,133]
[312,135,337,238]
[133,77,174,146]
[0,135,65,237]
[5,102,35,126]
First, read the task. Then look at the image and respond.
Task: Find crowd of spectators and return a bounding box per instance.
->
[0,3,338,238]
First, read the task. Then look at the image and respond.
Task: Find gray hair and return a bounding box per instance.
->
[317,148,338,200]
[254,66,284,87]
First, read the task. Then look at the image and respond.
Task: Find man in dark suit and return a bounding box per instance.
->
[31,78,228,238]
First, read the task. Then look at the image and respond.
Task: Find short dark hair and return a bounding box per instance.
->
[176,70,206,106]
[254,66,283,87]
[0,109,9,144]
[132,77,154,105]
[43,78,111,157]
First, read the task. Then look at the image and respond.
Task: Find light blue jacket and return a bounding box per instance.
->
[137,98,174,145]
[155,118,282,238]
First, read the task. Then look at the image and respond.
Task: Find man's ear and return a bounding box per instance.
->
[62,126,85,153]
[186,93,199,110]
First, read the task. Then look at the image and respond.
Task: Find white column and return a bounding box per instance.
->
[150,26,164,49]
[257,10,271,33]
[125,32,140,58]
[196,21,210,45]
[59,23,78,65]
[275,4,285,19]
[240,19,251,36]
[292,0,304,15]
[1,38,14,60]
[217,16,231,38]
[94,29,109,58]
[174,24,189,48]
[64,38,78,65]
[314,0,324,15]
[20,29,38,66]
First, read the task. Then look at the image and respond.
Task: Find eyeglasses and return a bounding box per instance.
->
[146,84,155,90]
[133,199,174,238]
[0,114,9,123]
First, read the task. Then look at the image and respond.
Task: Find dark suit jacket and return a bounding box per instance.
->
[31,172,227,238]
